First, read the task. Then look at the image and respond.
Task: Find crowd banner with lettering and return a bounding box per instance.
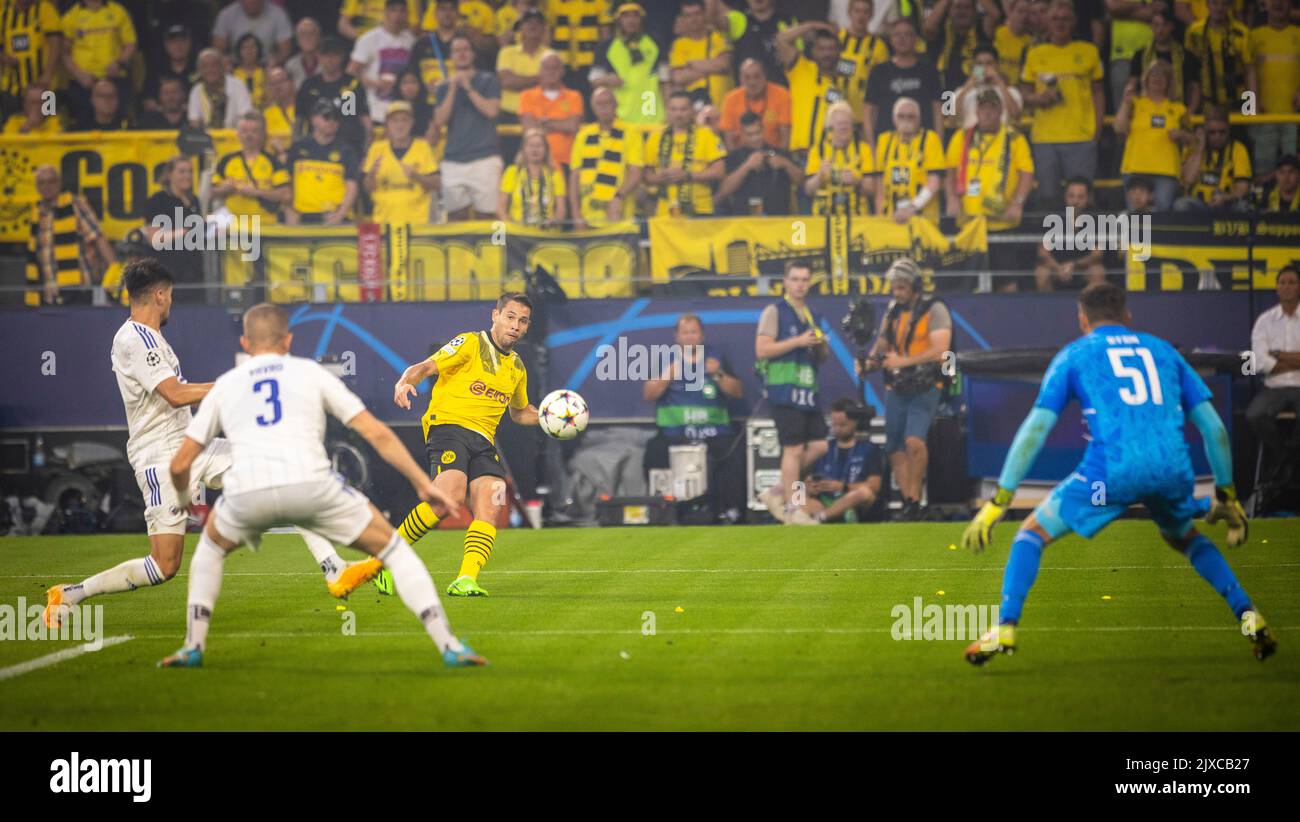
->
[0,130,239,242]
[648,215,988,295]
[223,221,641,303]
[1124,213,1300,291]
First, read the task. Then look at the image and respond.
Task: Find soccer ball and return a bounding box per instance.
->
[538,389,589,440]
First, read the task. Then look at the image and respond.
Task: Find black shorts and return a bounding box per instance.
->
[425,424,507,481]
[770,405,828,447]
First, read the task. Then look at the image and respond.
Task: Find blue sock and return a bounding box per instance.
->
[1184,533,1252,618]
[999,530,1045,624]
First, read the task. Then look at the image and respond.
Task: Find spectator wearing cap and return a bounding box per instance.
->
[406,0,461,96]
[859,258,952,521]
[954,44,1022,129]
[142,156,205,301]
[4,85,62,134]
[945,88,1035,291]
[716,110,800,215]
[73,77,131,130]
[213,0,293,66]
[338,0,420,41]
[590,3,663,127]
[60,0,136,128]
[285,98,361,225]
[26,164,114,306]
[142,24,195,113]
[873,97,945,224]
[295,36,371,153]
[497,0,542,44]
[285,17,322,89]
[1115,59,1194,211]
[718,58,791,151]
[569,86,644,228]
[1020,1,1103,208]
[363,100,440,224]
[262,66,297,158]
[434,34,502,220]
[518,51,585,171]
[669,0,733,108]
[188,47,255,130]
[348,0,416,124]
[1265,155,1300,211]
[496,8,547,126]
[212,110,291,224]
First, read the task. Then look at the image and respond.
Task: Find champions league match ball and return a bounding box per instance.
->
[538,390,589,440]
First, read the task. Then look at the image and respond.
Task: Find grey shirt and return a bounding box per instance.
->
[213,2,293,57]
[433,71,501,163]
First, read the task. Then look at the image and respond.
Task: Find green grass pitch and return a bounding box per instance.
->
[1,520,1296,731]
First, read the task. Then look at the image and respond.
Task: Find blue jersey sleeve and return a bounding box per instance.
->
[1034,347,1074,414]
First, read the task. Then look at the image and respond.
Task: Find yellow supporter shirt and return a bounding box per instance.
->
[3,113,62,134]
[669,30,733,107]
[945,126,1035,231]
[62,0,136,79]
[496,42,545,114]
[264,103,295,155]
[1021,40,1104,143]
[364,137,438,224]
[213,149,290,222]
[786,55,852,152]
[341,0,420,35]
[422,330,529,444]
[874,129,945,220]
[547,0,613,69]
[1186,18,1254,105]
[1,0,61,96]
[570,119,642,224]
[643,124,726,216]
[1185,139,1251,203]
[1249,24,1300,114]
[500,164,567,223]
[1120,97,1188,178]
[837,30,889,124]
[994,25,1032,87]
[805,135,874,216]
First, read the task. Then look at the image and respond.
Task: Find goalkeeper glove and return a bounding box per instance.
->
[1206,485,1248,547]
[962,487,1013,554]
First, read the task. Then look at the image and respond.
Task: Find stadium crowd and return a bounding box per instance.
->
[7,0,1300,303]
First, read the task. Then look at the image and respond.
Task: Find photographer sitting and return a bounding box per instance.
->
[644,314,748,522]
[790,398,884,525]
[860,259,952,521]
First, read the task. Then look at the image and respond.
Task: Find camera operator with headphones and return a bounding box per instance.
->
[860,258,952,521]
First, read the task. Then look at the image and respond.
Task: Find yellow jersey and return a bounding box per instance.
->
[570,119,642,225]
[1184,139,1251,203]
[874,129,945,220]
[62,0,135,79]
[547,0,613,68]
[1120,97,1188,178]
[993,25,1032,88]
[500,164,566,224]
[340,0,420,35]
[1021,40,1104,143]
[263,102,295,156]
[363,137,438,224]
[837,30,889,124]
[1248,24,1300,114]
[669,30,732,107]
[213,149,290,222]
[786,55,852,152]
[945,126,1035,231]
[422,330,530,444]
[1185,18,1253,106]
[1,0,61,96]
[805,135,874,216]
[643,124,726,216]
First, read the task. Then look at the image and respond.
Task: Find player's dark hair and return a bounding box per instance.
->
[1079,283,1127,324]
[1125,175,1154,193]
[830,397,858,416]
[123,258,173,302]
[1064,176,1091,194]
[496,292,533,313]
[784,259,811,278]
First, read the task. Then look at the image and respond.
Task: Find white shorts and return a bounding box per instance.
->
[211,476,373,550]
[135,439,232,536]
[441,155,502,214]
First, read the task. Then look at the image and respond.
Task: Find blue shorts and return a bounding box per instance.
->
[1033,471,1201,540]
[884,387,941,453]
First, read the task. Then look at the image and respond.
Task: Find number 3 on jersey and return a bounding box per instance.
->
[253,378,282,425]
[1107,347,1164,406]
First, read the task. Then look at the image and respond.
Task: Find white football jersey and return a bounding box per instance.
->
[185,353,367,496]
[111,319,191,470]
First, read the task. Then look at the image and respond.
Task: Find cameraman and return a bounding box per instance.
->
[756,261,830,523]
[860,259,952,521]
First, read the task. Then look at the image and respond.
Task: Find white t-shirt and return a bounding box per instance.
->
[1252,303,1300,389]
[187,75,254,129]
[350,27,415,123]
[185,353,367,495]
[111,319,191,471]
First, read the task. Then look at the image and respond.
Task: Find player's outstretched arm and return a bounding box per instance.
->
[1188,400,1247,547]
[155,377,214,409]
[962,406,1059,553]
[347,410,460,517]
[393,359,438,409]
[169,437,204,511]
[509,404,539,426]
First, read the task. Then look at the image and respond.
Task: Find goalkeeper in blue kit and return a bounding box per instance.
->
[962,284,1276,665]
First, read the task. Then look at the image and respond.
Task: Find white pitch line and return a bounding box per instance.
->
[4,563,1299,579]
[0,635,134,682]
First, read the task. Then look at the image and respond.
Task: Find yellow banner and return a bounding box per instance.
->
[1125,215,1300,291]
[225,221,641,303]
[648,215,987,295]
[0,130,239,243]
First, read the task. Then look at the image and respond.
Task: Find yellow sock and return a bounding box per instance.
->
[458,519,496,580]
[398,502,439,545]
